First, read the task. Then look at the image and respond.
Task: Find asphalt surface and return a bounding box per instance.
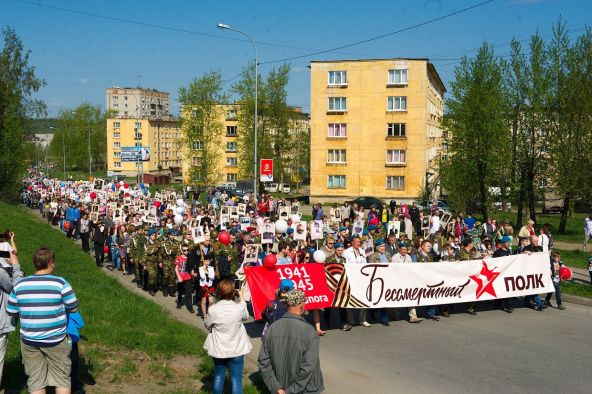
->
[314,302,592,394]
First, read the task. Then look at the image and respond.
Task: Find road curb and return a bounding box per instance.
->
[562,293,592,307]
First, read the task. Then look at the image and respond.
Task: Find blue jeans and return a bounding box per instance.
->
[426,306,437,318]
[213,356,243,394]
[546,281,562,305]
[111,249,121,269]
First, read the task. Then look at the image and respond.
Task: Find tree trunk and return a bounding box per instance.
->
[516,181,526,229]
[477,163,488,221]
[558,195,570,234]
[527,171,537,223]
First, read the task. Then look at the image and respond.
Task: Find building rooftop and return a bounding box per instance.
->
[310,57,430,63]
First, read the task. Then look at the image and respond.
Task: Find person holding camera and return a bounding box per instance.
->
[0,231,24,384]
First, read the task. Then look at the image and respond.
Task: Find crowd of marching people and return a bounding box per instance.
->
[7,168,586,393]
[19,168,575,329]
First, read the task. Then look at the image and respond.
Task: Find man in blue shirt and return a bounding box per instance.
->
[7,248,78,393]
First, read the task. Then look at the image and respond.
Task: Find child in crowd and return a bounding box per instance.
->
[199,258,215,319]
[545,251,566,310]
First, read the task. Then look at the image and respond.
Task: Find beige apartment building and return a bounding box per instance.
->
[309,58,446,204]
[106,87,170,119]
[106,117,182,179]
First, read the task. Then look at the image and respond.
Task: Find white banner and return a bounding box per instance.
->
[340,252,554,308]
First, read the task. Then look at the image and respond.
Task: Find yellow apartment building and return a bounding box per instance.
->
[181,104,310,186]
[181,104,240,186]
[309,58,446,204]
[106,117,182,179]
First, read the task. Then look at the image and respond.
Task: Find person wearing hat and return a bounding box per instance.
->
[129,225,147,288]
[259,289,324,394]
[262,279,294,336]
[145,228,161,296]
[365,239,392,326]
[391,243,423,323]
[159,229,179,297]
[493,235,514,313]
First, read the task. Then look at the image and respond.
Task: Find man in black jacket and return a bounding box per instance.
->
[91,221,107,267]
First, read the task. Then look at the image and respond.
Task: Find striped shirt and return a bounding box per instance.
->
[7,274,78,347]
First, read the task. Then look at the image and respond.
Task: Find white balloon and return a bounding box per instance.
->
[313,250,326,263]
[176,198,185,207]
[175,206,185,215]
[174,214,183,225]
[290,214,301,223]
[119,181,124,186]
[84,196,92,204]
[275,219,288,233]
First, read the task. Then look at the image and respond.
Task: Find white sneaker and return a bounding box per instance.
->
[361,321,371,327]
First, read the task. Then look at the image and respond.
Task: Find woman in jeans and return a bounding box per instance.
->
[204,279,252,394]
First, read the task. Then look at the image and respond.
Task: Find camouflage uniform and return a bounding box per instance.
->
[145,237,161,295]
[160,236,180,296]
[456,247,477,314]
[130,231,147,288]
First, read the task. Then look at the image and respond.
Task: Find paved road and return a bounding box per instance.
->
[314,303,592,394]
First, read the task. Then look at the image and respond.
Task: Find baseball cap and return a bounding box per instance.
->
[279,279,295,291]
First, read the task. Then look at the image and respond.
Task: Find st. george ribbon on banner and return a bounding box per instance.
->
[244,252,555,320]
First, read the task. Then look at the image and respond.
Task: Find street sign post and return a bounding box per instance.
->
[260,159,273,182]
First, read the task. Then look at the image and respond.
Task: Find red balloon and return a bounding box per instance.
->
[153,201,161,208]
[218,231,230,246]
[264,253,277,269]
[115,183,121,189]
[124,183,129,188]
[124,193,130,198]
[89,192,97,199]
[64,221,71,230]
[27,185,33,190]
[559,266,572,280]
[103,245,109,253]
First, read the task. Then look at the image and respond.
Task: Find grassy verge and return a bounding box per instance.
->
[561,281,592,298]
[487,212,586,244]
[0,202,262,392]
[554,249,590,270]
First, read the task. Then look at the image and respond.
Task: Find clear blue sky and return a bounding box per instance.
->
[3,0,590,116]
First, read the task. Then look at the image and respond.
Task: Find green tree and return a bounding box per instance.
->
[178,71,227,187]
[0,26,46,199]
[547,23,592,233]
[440,43,509,220]
[49,102,110,175]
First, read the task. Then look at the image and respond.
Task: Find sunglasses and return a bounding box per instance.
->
[304,256,311,260]
[182,249,189,253]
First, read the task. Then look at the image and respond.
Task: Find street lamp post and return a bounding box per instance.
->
[88,125,92,178]
[217,23,258,199]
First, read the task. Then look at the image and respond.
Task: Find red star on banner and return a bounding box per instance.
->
[469,261,500,299]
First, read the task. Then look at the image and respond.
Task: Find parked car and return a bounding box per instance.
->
[418,200,450,212]
[347,196,384,209]
[280,183,291,193]
[264,183,279,193]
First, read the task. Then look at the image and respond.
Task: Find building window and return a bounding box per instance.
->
[328,97,347,112]
[114,152,121,158]
[327,149,347,164]
[387,123,406,137]
[226,157,238,167]
[388,69,408,85]
[124,96,128,100]
[328,175,346,189]
[113,142,121,148]
[192,141,203,150]
[328,71,347,86]
[227,173,237,182]
[113,122,120,128]
[386,176,405,190]
[114,162,121,168]
[226,126,237,136]
[226,141,237,152]
[227,109,237,120]
[113,132,121,139]
[386,149,406,164]
[327,123,347,138]
[134,122,142,129]
[387,96,407,111]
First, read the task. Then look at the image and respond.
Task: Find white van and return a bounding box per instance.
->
[265,183,279,193]
[280,183,291,193]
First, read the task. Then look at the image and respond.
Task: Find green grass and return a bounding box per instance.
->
[482,211,586,244]
[0,201,209,391]
[561,281,592,298]
[554,249,590,270]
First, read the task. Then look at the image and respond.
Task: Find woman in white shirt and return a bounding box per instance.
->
[199,259,216,319]
[204,280,252,394]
